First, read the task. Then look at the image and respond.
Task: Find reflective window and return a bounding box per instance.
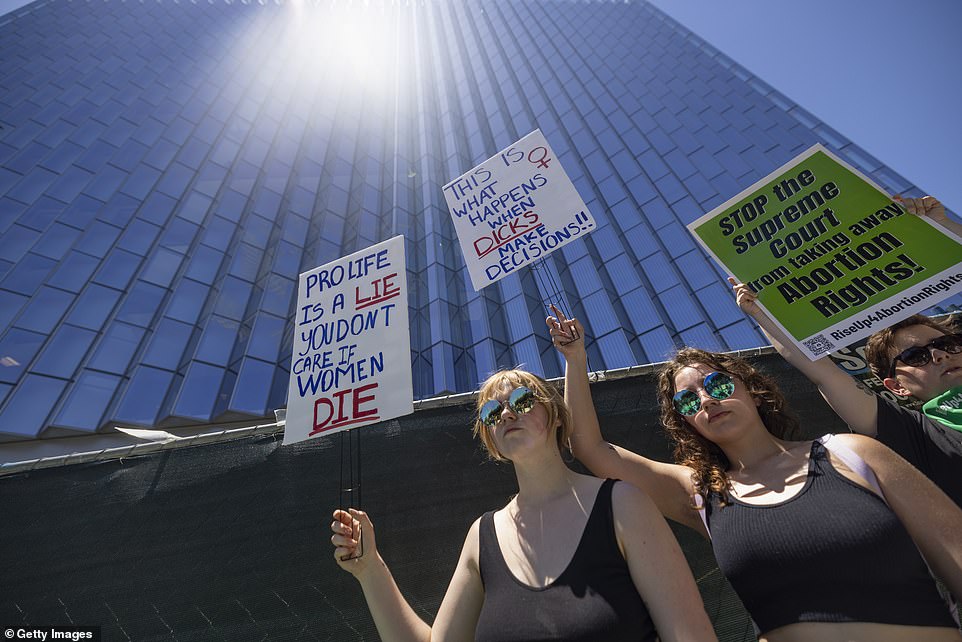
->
[156,162,194,200]
[0,223,39,263]
[0,374,67,438]
[172,361,224,420]
[114,366,175,426]
[227,357,275,416]
[139,190,178,226]
[141,317,192,371]
[116,219,161,255]
[141,247,184,288]
[60,194,102,230]
[195,315,240,366]
[245,313,286,362]
[1,252,57,295]
[83,164,127,202]
[260,275,294,317]
[0,328,46,384]
[158,216,198,254]
[116,281,166,327]
[178,191,213,226]
[48,251,100,293]
[165,278,210,325]
[119,164,160,200]
[214,277,253,321]
[7,167,57,204]
[595,330,636,369]
[637,326,676,364]
[74,221,121,257]
[54,370,121,431]
[88,322,145,374]
[46,165,94,204]
[32,223,80,260]
[680,323,725,353]
[92,249,142,290]
[32,324,97,378]
[184,246,224,284]
[15,286,74,334]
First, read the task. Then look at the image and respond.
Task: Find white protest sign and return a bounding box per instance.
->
[284,235,412,445]
[443,129,595,291]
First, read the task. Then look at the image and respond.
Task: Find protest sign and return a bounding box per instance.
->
[443,129,595,291]
[688,144,962,360]
[284,235,412,444]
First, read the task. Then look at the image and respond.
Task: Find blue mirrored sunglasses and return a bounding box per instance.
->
[672,372,735,416]
[479,386,536,428]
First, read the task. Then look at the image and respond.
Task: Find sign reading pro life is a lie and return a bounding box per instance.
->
[443,129,595,291]
[284,236,412,445]
[688,144,962,360]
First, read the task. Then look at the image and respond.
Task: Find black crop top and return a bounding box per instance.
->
[706,440,954,634]
[474,479,656,642]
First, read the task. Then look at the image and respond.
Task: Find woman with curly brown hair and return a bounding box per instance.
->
[548,305,962,642]
[330,367,716,642]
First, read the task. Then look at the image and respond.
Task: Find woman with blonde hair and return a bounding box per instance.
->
[330,367,716,641]
[548,304,962,642]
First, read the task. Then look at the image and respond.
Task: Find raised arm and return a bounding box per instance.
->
[729,278,880,435]
[612,482,718,641]
[896,194,962,238]
[547,305,705,535]
[835,434,962,597]
[331,509,484,642]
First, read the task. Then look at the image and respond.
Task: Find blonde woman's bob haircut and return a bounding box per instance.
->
[473,369,572,461]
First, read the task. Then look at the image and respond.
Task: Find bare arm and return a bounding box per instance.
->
[897,194,962,238]
[612,482,718,641]
[547,306,705,535]
[729,278,879,435]
[835,434,962,596]
[331,509,484,642]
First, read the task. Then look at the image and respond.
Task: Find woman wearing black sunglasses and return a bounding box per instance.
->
[330,368,716,642]
[548,306,962,642]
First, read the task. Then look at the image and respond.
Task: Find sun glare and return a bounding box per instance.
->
[287,0,397,91]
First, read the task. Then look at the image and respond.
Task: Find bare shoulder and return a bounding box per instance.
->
[460,515,483,571]
[610,478,661,521]
[828,432,891,461]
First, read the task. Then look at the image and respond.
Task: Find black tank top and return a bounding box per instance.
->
[475,479,656,642]
[706,440,954,633]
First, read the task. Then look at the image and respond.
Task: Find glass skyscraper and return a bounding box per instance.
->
[0,0,950,442]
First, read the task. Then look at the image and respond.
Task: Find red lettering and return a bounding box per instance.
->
[472,212,541,258]
[310,384,382,435]
[355,273,401,310]
[353,382,378,420]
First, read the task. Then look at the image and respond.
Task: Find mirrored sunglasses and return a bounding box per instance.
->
[672,372,735,416]
[888,334,962,378]
[479,386,537,428]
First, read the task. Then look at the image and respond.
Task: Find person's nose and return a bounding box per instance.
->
[500,403,517,422]
[697,388,719,406]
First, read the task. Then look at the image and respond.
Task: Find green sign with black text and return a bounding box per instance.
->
[688,145,962,359]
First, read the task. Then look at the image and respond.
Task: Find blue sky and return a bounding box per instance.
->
[648,0,962,216]
[3,0,960,214]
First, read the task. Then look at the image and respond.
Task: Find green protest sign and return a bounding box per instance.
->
[688,144,962,360]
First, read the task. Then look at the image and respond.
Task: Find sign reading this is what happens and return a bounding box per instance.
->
[443,129,596,291]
